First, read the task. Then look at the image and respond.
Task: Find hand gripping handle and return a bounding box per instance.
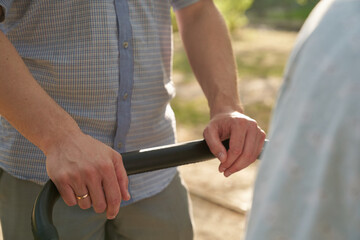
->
[31,138,267,240]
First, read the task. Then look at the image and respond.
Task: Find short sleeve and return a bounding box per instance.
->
[170,0,200,11]
[0,0,14,22]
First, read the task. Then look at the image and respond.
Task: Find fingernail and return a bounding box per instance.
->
[108,215,116,220]
[217,152,225,162]
[219,166,226,173]
[224,171,231,177]
[126,191,131,200]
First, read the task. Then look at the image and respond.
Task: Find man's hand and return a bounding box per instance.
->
[175,0,266,177]
[176,0,265,177]
[203,110,266,177]
[0,30,130,219]
[46,132,130,219]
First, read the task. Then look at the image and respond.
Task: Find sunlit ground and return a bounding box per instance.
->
[173,26,298,240]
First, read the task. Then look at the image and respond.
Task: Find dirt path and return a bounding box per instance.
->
[180,162,258,240]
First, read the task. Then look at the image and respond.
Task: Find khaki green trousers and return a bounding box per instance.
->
[0,169,193,240]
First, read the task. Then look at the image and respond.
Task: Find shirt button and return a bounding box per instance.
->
[123,92,128,100]
[117,142,122,149]
[123,41,129,49]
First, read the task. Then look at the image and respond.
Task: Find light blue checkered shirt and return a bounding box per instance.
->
[246,0,360,239]
[0,0,199,206]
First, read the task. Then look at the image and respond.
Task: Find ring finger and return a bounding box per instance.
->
[74,186,92,209]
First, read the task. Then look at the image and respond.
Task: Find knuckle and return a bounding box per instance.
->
[229,147,242,156]
[55,172,70,184]
[203,126,215,139]
[203,128,209,137]
[120,175,129,186]
[99,161,114,174]
[117,177,128,189]
[260,131,267,139]
[107,196,121,208]
[234,117,247,125]
[68,170,82,183]
[113,152,122,162]
[248,120,258,129]
[83,166,97,178]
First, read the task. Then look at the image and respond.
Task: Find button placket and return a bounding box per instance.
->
[113,0,134,152]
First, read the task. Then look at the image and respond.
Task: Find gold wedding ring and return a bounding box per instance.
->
[76,193,89,200]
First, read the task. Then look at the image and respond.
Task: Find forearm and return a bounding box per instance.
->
[0,30,81,154]
[176,1,266,176]
[176,0,242,117]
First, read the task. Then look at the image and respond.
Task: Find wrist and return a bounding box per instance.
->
[39,118,83,156]
[209,96,244,118]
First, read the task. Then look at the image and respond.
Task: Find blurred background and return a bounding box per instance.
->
[172,0,319,239]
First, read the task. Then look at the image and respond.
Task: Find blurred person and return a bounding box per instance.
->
[0,0,265,239]
[245,0,360,239]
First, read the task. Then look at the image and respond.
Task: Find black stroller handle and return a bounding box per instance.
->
[31,138,267,240]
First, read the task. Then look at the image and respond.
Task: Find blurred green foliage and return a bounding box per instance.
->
[171,97,209,127]
[213,0,253,31]
[172,0,254,32]
[249,0,319,29]
[236,51,288,79]
[244,102,273,133]
[250,0,318,16]
[172,0,318,32]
